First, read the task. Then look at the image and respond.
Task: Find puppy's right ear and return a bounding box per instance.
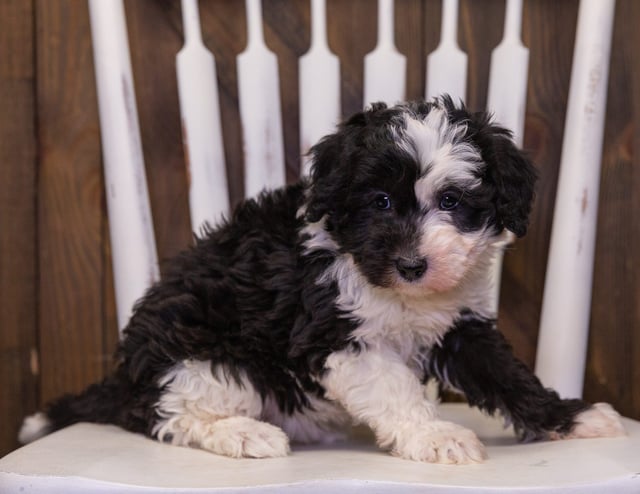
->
[305,103,389,223]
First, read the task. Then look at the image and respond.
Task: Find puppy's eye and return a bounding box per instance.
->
[439,191,461,211]
[374,194,392,210]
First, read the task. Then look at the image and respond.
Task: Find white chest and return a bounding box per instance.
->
[323,254,494,365]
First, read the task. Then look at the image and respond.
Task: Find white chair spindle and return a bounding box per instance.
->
[177,0,230,232]
[426,0,467,102]
[299,0,341,176]
[88,0,159,333]
[237,0,286,198]
[363,0,406,107]
[535,0,616,398]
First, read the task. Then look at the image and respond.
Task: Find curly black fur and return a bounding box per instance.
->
[428,313,590,441]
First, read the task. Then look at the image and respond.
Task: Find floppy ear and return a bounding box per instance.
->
[485,131,537,237]
[468,115,537,238]
[304,130,344,223]
[305,102,389,223]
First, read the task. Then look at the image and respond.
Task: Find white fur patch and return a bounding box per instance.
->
[321,347,486,463]
[155,360,263,433]
[18,412,52,444]
[415,214,497,294]
[397,110,482,199]
[396,109,471,171]
[300,215,339,254]
[552,403,627,440]
[153,360,291,457]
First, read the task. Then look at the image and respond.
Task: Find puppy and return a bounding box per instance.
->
[20,97,625,463]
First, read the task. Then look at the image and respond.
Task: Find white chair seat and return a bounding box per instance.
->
[2,403,639,493]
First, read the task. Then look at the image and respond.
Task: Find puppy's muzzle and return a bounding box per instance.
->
[395,257,427,282]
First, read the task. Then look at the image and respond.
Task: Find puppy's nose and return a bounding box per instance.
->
[395,257,427,282]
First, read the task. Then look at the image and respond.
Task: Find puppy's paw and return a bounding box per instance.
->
[555,403,626,440]
[203,416,291,458]
[392,421,487,464]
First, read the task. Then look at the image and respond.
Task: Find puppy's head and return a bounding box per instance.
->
[304,96,537,294]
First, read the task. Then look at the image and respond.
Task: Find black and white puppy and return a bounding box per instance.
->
[20,97,625,463]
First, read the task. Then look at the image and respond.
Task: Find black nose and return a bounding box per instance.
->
[395,257,427,282]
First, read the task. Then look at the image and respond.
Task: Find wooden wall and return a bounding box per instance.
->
[1,0,638,456]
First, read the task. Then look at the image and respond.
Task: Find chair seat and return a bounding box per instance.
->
[1,403,639,493]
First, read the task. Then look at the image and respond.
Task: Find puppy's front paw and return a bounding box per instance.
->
[555,403,626,440]
[392,421,487,464]
[203,417,291,458]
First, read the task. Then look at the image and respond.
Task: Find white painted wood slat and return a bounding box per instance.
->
[88,0,159,333]
[299,0,341,177]
[177,0,230,232]
[535,0,617,398]
[426,0,467,102]
[363,0,406,107]
[237,0,286,198]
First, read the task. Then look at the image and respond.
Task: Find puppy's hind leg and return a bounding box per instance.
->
[153,360,290,458]
[158,414,290,458]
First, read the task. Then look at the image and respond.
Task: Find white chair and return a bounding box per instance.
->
[1,0,638,492]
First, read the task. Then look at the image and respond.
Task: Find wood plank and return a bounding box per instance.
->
[327,0,377,117]
[459,0,504,110]
[0,0,38,456]
[263,0,309,181]
[124,0,192,259]
[36,0,106,404]
[396,0,425,102]
[630,0,640,421]
[121,0,236,213]
[198,0,248,206]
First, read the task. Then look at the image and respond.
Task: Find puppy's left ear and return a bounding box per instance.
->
[304,130,344,223]
[305,103,389,223]
[480,124,538,238]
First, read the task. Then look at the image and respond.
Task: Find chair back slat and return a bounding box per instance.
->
[237,0,286,198]
[425,0,467,102]
[88,0,159,333]
[177,0,230,232]
[299,0,341,176]
[363,0,407,106]
[535,0,616,398]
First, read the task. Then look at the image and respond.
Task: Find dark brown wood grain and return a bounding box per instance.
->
[125,0,193,262]
[199,0,248,206]
[396,0,426,101]
[36,0,106,404]
[0,0,38,457]
[1,0,638,457]
[459,0,504,110]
